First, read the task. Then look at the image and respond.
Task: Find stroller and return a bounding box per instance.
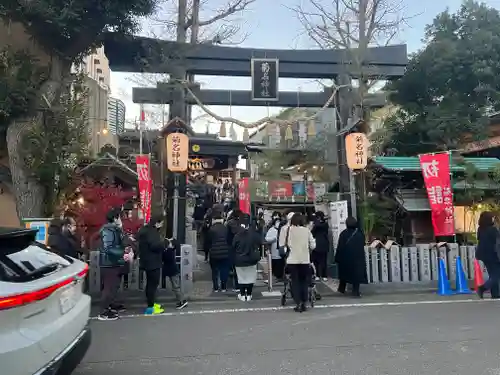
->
[280,262,321,307]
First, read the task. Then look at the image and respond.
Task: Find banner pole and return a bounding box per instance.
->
[267,249,273,293]
[449,151,457,243]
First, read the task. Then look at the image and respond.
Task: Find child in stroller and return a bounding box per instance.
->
[281,262,321,307]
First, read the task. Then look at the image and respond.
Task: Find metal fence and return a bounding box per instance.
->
[364,244,484,284]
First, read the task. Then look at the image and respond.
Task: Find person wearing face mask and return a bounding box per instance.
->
[233,214,263,301]
[265,217,285,282]
[310,211,330,282]
[48,217,81,258]
[138,214,176,315]
[98,208,126,321]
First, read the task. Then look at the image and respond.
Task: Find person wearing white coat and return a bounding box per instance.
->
[286,213,316,312]
[265,217,285,281]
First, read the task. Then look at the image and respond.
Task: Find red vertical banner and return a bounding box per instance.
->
[135,155,152,223]
[419,153,455,236]
[238,177,250,214]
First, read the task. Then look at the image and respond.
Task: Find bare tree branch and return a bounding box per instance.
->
[291,0,413,126]
[127,0,254,114]
[187,0,256,28]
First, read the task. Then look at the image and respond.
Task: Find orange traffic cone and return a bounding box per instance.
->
[474,259,484,291]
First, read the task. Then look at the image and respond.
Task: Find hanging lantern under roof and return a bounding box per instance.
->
[243,128,250,143]
[219,121,227,137]
[285,124,293,141]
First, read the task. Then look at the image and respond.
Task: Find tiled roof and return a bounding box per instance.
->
[372,156,500,172]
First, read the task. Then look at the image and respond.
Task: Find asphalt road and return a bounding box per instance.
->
[75,296,500,375]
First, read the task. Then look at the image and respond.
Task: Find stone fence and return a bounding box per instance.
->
[86,243,482,296]
[365,243,482,284]
[87,244,195,295]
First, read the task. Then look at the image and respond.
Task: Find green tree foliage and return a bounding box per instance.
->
[0,48,46,131]
[358,195,397,242]
[384,0,500,155]
[0,0,158,218]
[22,73,90,215]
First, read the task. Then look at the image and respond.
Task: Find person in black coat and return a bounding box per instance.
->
[233,214,262,301]
[226,209,242,291]
[310,211,330,280]
[192,199,206,232]
[334,216,367,297]
[207,214,232,292]
[476,211,500,299]
[138,215,166,314]
[201,209,213,262]
[48,217,81,259]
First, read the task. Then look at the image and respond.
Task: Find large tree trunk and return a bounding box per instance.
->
[6,114,46,218]
[6,55,69,219]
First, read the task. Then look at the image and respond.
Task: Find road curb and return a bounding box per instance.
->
[89,285,440,305]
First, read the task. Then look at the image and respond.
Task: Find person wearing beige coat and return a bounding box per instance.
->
[282,213,316,312]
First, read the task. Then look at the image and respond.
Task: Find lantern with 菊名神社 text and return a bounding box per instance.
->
[166,133,189,172]
[345,132,368,170]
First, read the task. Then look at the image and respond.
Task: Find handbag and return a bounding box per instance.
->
[278,227,291,259]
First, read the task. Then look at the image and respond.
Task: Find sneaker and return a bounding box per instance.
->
[145,304,164,315]
[322,277,328,282]
[237,294,245,301]
[315,277,320,281]
[153,303,165,313]
[176,300,188,310]
[246,294,252,301]
[232,288,239,293]
[477,285,485,299]
[221,289,227,293]
[109,303,126,313]
[213,289,220,293]
[98,309,118,321]
[153,303,162,309]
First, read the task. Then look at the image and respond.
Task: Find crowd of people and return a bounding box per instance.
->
[44,202,500,320]
[46,199,374,318]
[197,205,369,312]
[48,207,188,321]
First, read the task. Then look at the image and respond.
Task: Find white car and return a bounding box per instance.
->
[0,227,91,375]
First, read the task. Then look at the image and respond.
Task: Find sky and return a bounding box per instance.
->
[110,0,500,137]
